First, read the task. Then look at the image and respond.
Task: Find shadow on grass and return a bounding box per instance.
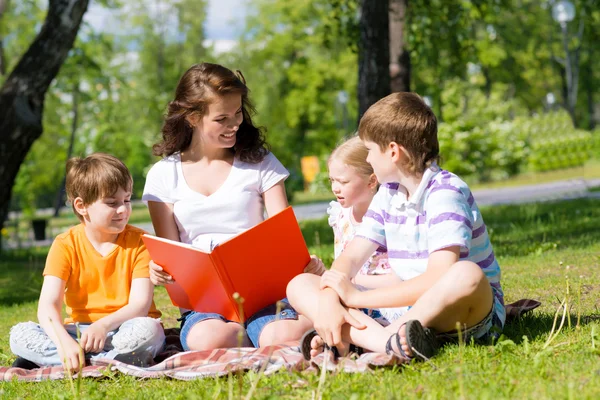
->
[0,249,46,306]
[502,312,600,344]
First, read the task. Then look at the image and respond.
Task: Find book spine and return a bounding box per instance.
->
[209,249,241,321]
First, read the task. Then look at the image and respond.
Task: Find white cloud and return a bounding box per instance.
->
[203,39,238,54]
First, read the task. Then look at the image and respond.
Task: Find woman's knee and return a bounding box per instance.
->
[259,317,312,347]
[185,320,248,351]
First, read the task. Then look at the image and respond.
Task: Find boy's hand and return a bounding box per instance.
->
[320,270,360,308]
[314,290,365,348]
[80,322,108,353]
[149,260,174,285]
[58,337,85,373]
[303,255,326,276]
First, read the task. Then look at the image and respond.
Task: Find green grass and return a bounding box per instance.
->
[1,198,600,398]
[292,190,336,205]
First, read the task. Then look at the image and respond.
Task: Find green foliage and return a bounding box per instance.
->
[232,0,359,181]
[3,0,600,214]
[524,112,595,172]
[436,80,595,183]
[6,0,213,212]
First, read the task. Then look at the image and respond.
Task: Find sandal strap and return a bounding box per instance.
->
[385,324,414,361]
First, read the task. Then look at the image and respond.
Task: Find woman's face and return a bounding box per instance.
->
[196,93,244,149]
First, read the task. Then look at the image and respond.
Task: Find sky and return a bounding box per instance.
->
[84,0,247,53]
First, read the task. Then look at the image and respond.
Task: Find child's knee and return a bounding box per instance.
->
[9,322,52,354]
[450,261,486,287]
[112,317,165,353]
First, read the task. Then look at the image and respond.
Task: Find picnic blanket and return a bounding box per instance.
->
[0,299,540,382]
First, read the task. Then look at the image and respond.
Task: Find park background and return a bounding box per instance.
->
[0,0,600,398]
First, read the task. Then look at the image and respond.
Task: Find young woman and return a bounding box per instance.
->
[143,63,317,351]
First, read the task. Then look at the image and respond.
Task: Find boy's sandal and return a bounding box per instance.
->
[300,329,363,361]
[385,319,438,362]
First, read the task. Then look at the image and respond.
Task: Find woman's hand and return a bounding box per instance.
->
[304,255,327,276]
[149,260,174,286]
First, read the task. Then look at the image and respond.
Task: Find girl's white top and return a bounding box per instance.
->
[142,152,289,251]
[327,201,391,275]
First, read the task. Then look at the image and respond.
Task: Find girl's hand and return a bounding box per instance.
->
[320,270,359,307]
[304,255,326,276]
[80,322,108,353]
[149,260,174,286]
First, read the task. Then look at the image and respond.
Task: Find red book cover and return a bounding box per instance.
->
[142,207,310,322]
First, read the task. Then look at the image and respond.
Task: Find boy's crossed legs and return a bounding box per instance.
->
[287,261,495,360]
[10,317,165,368]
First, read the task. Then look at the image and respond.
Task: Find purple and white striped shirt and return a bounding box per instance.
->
[357,163,505,324]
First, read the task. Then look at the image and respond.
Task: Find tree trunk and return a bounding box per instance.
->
[0,0,89,248]
[389,0,410,93]
[358,0,390,118]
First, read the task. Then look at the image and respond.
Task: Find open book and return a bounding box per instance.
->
[142,207,310,323]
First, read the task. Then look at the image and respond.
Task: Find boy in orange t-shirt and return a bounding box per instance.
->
[9,153,164,371]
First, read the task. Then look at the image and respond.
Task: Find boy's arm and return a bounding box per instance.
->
[37,276,84,372]
[324,246,460,309]
[80,278,153,353]
[314,237,377,347]
[352,273,403,289]
[330,237,380,277]
[329,184,474,308]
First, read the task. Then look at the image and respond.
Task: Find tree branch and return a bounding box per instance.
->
[1,0,90,96]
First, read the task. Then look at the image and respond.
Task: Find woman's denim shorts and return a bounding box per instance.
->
[178,298,298,350]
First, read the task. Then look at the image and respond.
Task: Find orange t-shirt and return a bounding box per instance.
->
[43,224,161,324]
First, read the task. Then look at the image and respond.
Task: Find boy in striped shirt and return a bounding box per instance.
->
[288,92,504,361]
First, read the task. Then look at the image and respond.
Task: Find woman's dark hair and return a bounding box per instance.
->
[153,63,269,163]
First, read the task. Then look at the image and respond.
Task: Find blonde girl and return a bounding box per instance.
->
[327,136,395,290]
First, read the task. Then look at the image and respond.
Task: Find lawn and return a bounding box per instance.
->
[0,198,599,399]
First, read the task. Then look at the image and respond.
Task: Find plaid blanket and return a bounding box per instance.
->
[0,299,540,382]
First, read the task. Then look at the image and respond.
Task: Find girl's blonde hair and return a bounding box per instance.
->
[328,135,374,177]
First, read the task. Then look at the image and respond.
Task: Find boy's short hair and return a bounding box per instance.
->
[65,153,133,220]
[358,92,439,175]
